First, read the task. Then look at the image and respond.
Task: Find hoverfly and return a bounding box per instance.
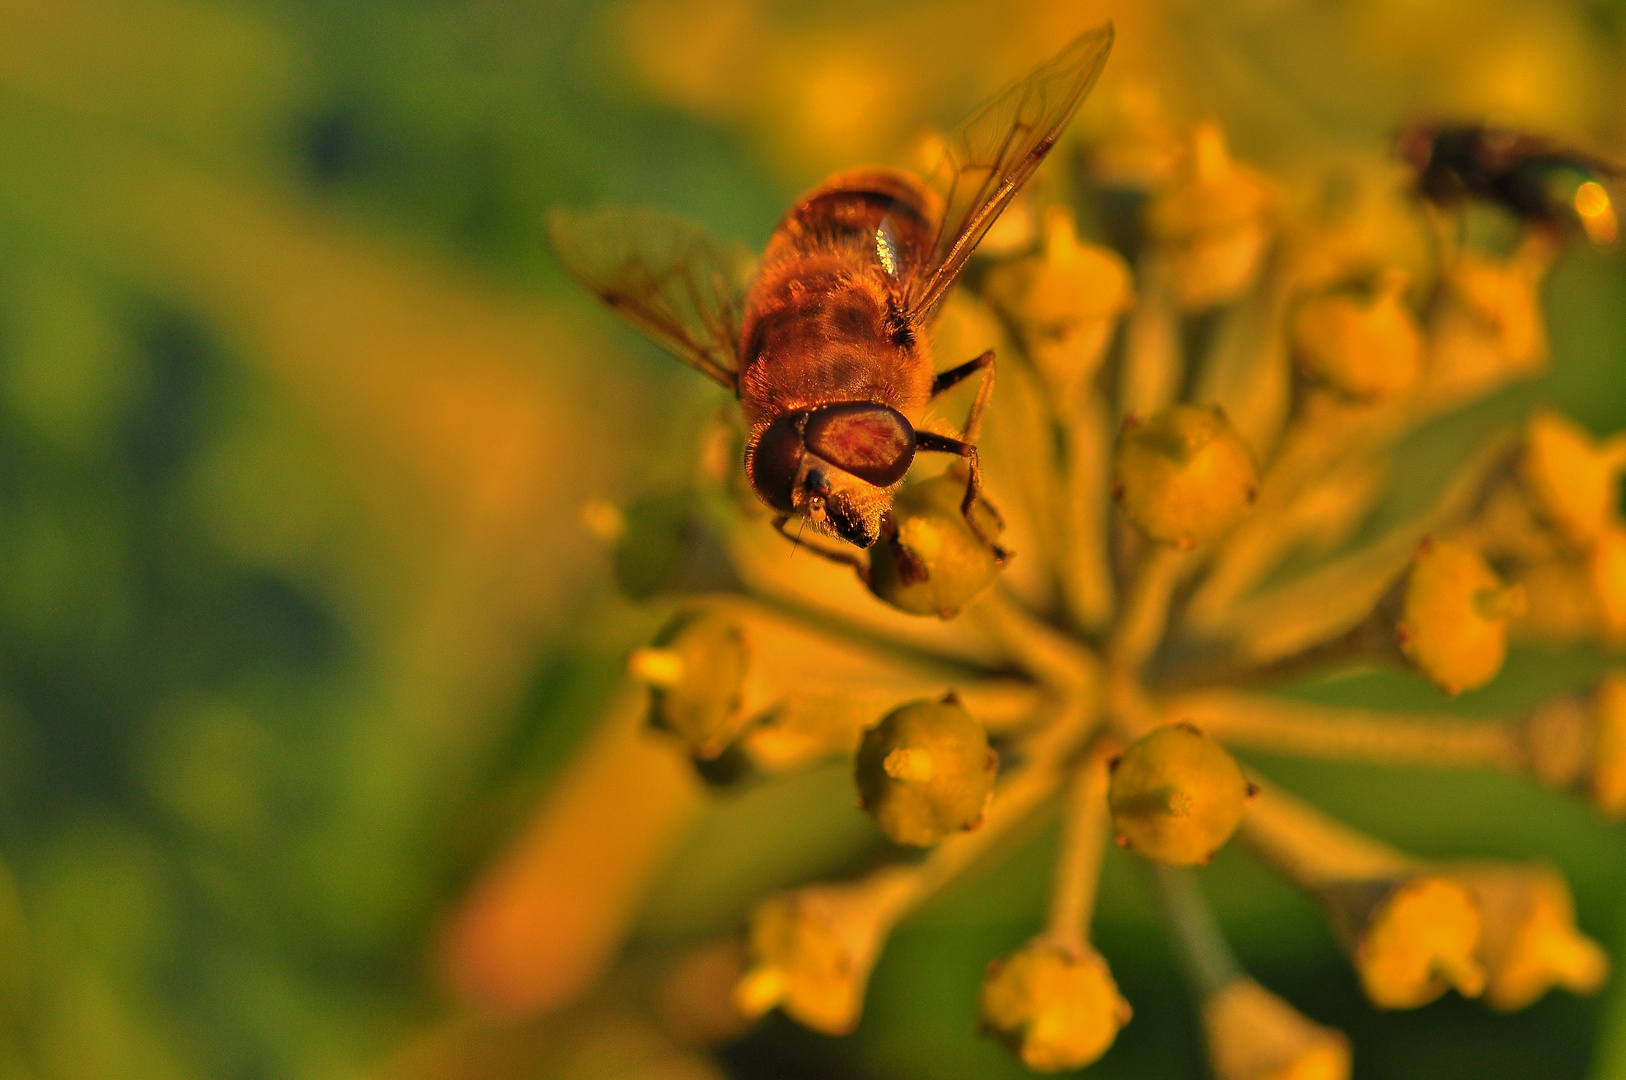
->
[1398,121,1620,247]
[549,24,1115,563]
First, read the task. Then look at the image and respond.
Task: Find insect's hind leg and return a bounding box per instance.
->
[913,431,1009,564]
[931,349,995,442]
[772,515,872,583]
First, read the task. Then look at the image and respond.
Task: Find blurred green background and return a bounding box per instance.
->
[1,1,1625,1078]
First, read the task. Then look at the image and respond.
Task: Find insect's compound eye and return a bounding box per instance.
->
[749,412,807,514]
[803,403,917,488]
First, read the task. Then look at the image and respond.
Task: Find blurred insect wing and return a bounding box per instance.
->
[546,206,755,391]
[903,22,1114,321]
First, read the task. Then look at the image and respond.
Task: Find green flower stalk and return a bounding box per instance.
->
[980,744,1132,1072]
[501,108,1626,1076]
[1154,864,1352,1080]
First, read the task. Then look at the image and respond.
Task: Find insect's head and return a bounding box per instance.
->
[748,403,917,548]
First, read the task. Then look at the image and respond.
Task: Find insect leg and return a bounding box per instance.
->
[772,515,872,583]
[914,430,1009,563]
[930,349,996,441]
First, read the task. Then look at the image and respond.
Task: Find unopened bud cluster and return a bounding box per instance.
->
[575,111,1621,1080]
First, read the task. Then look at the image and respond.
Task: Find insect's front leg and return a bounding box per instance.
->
[930,349,995,442]
[914,431,1009,563]
[772,514,872,583]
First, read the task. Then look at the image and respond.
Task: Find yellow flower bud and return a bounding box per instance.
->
[1108,723,1253,865]
[1291,270,1421,400]
[1114,405,1259,548]
[1145,125,1276,311]
[982,206,1134,399]
[1203,979,1351,1080]
[735,873,909,1036]
[1322,875,1485,1010]
[1427,252,1546,387]
[1395,539,1523,695]
[854,695,997,847]
[1444,863,1609,1011]
[979,944,1131,1072]
[867,470,1005,618]
[1521,673,1626,819]
[1520,412,1618,547]
[633,610,750,759]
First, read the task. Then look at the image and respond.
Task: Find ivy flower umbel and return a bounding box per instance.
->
[519,119,1621,1075]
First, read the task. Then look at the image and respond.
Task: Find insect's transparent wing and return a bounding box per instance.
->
[905,22,1114,321]
[546,206,752,391]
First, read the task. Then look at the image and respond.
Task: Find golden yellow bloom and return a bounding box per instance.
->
[1146,125,1277,311]
[1395,538,1523,695]
[1519,671,1626,819]
[1427,249,1548,389]
[1588,528,1626,642]
[1291,269,1421,400]
[1445,863,1610,1011]
[1239,786,1485,1010]
[982,206,1134,403]
[735,870,912,1036]
[1332,875,1486,1010]
[1114,404,1259,548]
